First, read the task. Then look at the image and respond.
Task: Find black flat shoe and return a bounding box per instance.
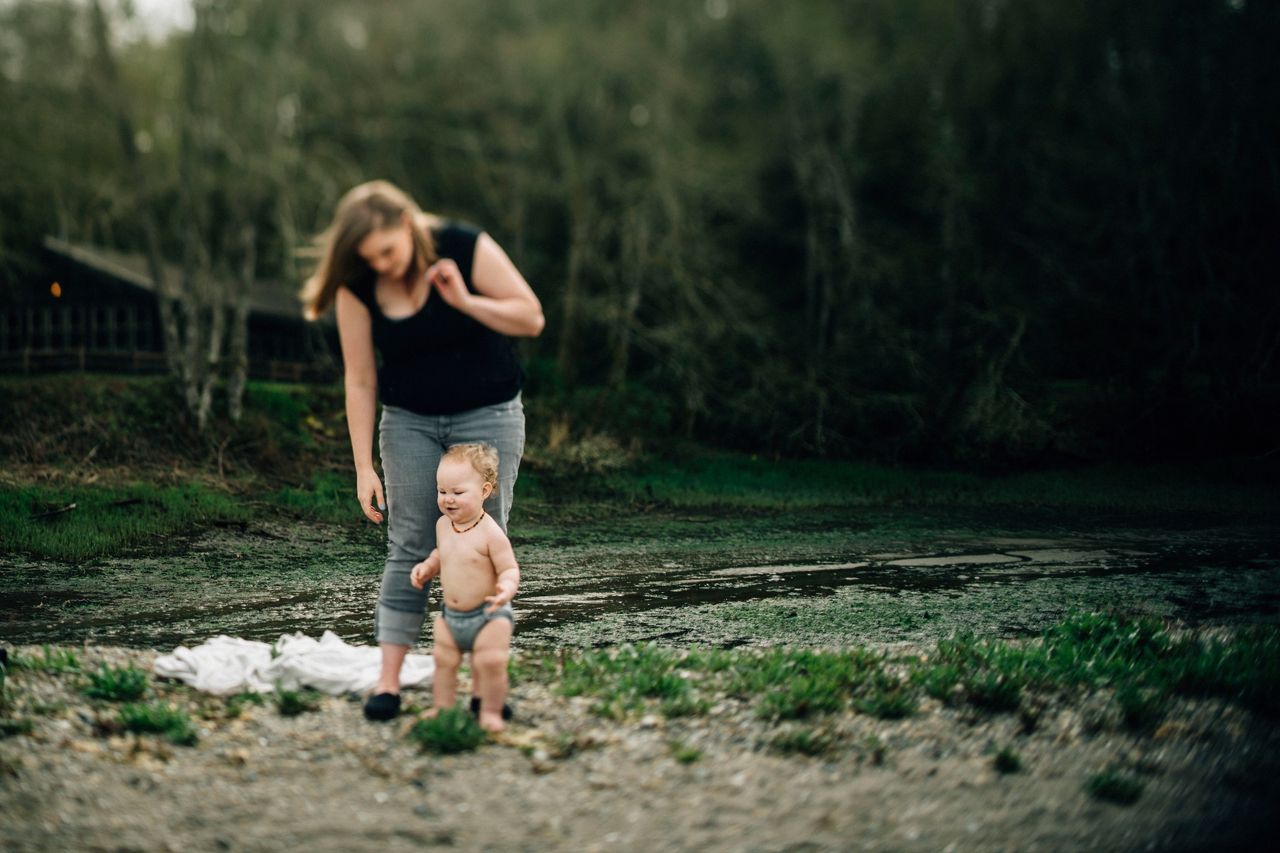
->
[364,692,400,721]
[469,696,512,720]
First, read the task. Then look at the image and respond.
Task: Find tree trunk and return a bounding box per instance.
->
[227,223,255,422]
[557,207,588,389]
[88,0,182,380]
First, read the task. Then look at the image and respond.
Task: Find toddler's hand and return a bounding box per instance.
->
[483,580,517,613]
[410,560,431,590]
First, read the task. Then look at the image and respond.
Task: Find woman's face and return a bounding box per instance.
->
[357,215,414,281]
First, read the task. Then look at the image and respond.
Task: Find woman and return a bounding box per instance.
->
[301,180,544,720]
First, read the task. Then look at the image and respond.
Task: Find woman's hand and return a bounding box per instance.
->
[356,468,386,524]
[426,258,471,312]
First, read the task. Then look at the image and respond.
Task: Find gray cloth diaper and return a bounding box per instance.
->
[441,602,515,653]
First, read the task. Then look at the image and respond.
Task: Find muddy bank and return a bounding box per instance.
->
[3,507,1278,651]
[2,643,1278,853]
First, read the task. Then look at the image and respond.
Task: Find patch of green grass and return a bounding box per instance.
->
[862,732,887,765]
[1115,685,1167,732]
[669,739,702,764]
[224,691,264,718]
[1085,769,1145,804]
[992,745,1022,773]
[660,694,711,718]
[83,663,148,702]
[916,663,962,702]
[0,718,34,739]
[10,646,80,674]
[964,671,1023,713]
[271,470,363,523]
[768,728,838,757]
[407,706,486,754]
[274,689,322,717]
[0,484,248,562]
[555,644,694,719]
[27,699,67,716]
[857,683,917,719]
[550,448,1280,515]
[757,676,847,720]
[118,702,198,746]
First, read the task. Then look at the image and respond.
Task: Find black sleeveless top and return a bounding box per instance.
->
[345,222,525,416]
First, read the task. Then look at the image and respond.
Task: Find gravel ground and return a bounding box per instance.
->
[2,644,1278,853]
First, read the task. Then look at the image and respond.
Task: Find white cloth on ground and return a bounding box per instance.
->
[151,631,434,696]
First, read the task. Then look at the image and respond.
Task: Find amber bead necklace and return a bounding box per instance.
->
[451,509,486,534]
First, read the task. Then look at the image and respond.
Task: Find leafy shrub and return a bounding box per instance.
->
[0,718,34,739]
[83,663,148,702]
[965,671,1022,712]
[1115,685,1167,732]
[917,664,962,702]
[669,740,702,764]
[407,706,486,754]
[769,728,837,756]
[11,646,80,674]
[757,676,846,720]
[992,745,1022,773]
[1085,769,1144,804]
[118,702,198,746]
[275,689,321,717]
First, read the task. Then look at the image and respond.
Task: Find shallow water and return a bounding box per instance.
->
[2,506,1277,650]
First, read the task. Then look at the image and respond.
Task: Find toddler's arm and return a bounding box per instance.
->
[483,532,520,613]
[410,550,441,590]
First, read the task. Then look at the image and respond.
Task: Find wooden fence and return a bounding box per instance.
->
[0,348,338,384]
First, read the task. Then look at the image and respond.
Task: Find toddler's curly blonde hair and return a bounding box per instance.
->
[441,443,500,491]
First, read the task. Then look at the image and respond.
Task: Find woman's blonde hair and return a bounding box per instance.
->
[441,443,500,491]
[299,180,439,319]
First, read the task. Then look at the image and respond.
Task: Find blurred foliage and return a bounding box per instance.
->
[1,0,1277,464]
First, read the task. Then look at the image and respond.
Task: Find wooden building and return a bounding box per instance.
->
[0,237,338,382]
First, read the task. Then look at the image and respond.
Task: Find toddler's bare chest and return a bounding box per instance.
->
[438,538,491,576]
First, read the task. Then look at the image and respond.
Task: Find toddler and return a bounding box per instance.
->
[410,444,520,732]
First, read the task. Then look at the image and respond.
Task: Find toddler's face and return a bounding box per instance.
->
[436,458,492,523]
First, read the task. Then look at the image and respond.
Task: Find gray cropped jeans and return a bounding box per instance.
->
[374,394,525,646]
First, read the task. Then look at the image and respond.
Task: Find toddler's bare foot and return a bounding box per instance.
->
[419,707,441,720]
[478,710,506,733]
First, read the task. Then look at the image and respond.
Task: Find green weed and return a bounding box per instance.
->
[857,685,916,719]
[917,664,962,702]
[992,745,1022,774]
[768,728,837,757]
[965,671,1023,712]
[407,706,486,754]
[275,689,322,717]
[83,663,148,702]
[27,699,67,716]
[118,702,198,746]
[757,676,846,720]
[1115,685,1167,732]
[660,694,711,718]
[556,644,694,719]
[863,732,887,765]
[0,484,248,562]
[224,691,264,718]
[0,718,34,739]
[1085,769,1145,804]
[669,740,702,764]
[10,646,80,674]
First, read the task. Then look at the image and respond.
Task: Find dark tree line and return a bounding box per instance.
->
[1,0,1276,463]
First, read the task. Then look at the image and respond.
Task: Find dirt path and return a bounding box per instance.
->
[2,645,1277,853]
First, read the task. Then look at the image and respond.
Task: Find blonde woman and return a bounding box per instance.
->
[302,181,543,720]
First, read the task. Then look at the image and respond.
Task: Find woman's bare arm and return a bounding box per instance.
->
[426,233,545,337]
[336,287,385,524]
